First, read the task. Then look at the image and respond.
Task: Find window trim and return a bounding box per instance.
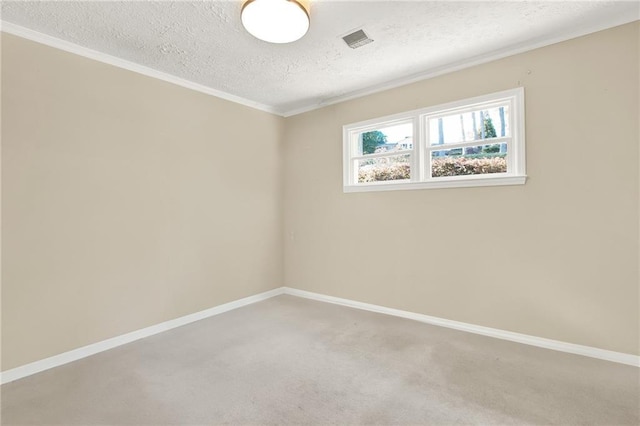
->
[342,87,527,192]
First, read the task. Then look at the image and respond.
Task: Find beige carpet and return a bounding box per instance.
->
[1,295,638,425]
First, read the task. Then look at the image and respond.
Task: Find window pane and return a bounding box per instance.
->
[358,155,411,183]
[428,105,510,146]
[431,144,507,177]
[356,122,413,155]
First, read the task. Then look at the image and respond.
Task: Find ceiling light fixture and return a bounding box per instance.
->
[241,0,310,44]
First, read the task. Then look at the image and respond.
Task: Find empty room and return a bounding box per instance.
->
[1,1,639,424]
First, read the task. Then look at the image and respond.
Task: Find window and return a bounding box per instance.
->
[342,88,526,192]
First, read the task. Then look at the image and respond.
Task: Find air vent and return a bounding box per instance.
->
[342,29,373,49]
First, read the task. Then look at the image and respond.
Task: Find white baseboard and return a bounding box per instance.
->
[3,285,637,385]
[0,287,285,384]
[282,287,640,367]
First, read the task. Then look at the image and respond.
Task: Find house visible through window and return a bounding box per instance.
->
[343,88,526,192]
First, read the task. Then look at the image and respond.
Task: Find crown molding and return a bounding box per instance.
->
[281,14,640,117]
[0,21,282,116]
[2,13,638,119]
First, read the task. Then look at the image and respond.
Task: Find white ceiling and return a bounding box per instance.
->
[2,1,638,116]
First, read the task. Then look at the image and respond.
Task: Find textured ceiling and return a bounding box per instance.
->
[2,1,638,115]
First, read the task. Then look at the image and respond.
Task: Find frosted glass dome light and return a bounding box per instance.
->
[241,0,310,44]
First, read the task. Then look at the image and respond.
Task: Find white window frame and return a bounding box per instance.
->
[342,88,527,193]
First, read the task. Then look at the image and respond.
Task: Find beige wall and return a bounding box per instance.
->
[1,34,284,370]
[1,22,638,371]
[283,23,639,355]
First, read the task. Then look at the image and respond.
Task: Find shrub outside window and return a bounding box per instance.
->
[343,88,526,192]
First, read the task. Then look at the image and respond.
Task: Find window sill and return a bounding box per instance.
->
[343,175,527,193]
